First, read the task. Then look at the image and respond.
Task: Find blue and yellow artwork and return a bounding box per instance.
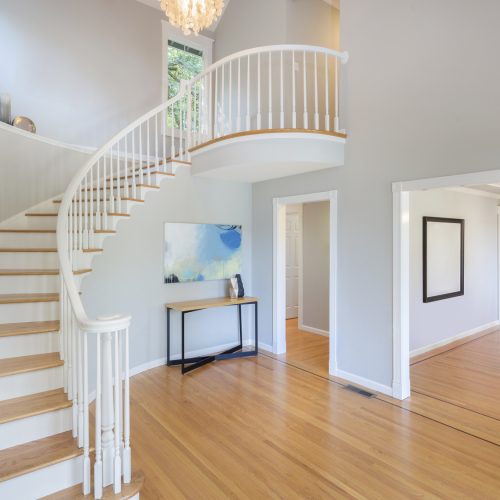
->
[164,223,242,283]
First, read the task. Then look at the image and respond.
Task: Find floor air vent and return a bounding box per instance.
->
[343,385,376,398]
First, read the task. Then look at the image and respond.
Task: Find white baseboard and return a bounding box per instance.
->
[299,323,329,337]
[333,368,393,397]
[258,342,273,353]
[410,320,500,358]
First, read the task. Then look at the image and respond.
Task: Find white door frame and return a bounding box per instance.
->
[273,190,338,375]
[392,168,500,400]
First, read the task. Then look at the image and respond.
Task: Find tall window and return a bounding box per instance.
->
[167,41,204,130]
[163,23,213,133]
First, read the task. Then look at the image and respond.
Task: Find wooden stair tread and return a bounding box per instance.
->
[0,431,81,483]
[53,197,144,204]
[42,470,145,499]
[0,389,71,425]
[0,320,60,337]
[25,213,59,217]
[0,268,59,276]
[0,248,57,252]
[0,293,59,304]
[0,229,56,233]
[0,352,63,377]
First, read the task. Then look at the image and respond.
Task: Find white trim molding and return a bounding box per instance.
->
[272,190,338,376]
[392,167,500,401]
[299,324,329,337]
[334,369,393,397]
[410,321,500,359]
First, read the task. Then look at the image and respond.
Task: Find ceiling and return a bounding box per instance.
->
[136,0,339,32]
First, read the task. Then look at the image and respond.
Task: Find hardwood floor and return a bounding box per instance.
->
[278,318,329,377]
[129,338,500,499]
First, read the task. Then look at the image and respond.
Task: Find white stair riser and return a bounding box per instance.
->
[0,407,72,450]
[0,301,59,323]
[0,274,59,293]
[0,365,63,401]
[0,233,56,247]
[0,455,83,499]
[0,331,59,359]
[0,252,58,268]
[20,217,58,229]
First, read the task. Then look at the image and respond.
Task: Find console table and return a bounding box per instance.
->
[165,296,258,374]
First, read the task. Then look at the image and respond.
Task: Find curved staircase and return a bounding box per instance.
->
[0,44,347,498]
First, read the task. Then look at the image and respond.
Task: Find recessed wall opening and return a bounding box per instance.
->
[273,191,337,376]
[393,171,500,409]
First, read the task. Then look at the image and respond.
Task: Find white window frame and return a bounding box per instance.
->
[162,20,214,110]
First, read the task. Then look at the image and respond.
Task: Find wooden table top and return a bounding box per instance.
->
[165,296,258,312]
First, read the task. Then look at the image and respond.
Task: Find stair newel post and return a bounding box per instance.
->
[187,81,193,162]
[123,326,131,484]
[101,330,115,487]
[325,53,330,131]
[214,67,219,137]
[138,123,144,186]
[179,83,185,161]
[154,114,160,174]
[208,71,213,140]
[221,64,225,136]
[198,77,203,145]
[65,292,71,398]
[163,107,167,165]
[113,330,122,494]
[94,331,103,499]
[146,119,152,186]
[83,330,91,496]
[236,58,241,132]
[228,61,233,134]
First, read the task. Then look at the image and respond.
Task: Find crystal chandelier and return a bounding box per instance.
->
[159,0,225,36]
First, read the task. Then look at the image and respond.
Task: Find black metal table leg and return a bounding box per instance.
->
[181,311,186,373]
[255,301,259,354]
[238,304,243,349]
[166,307,171,365]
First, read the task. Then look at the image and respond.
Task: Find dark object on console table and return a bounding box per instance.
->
[235,274,245,298]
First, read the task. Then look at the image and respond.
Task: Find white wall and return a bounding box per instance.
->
[409,189,498,352]
[0,124,90,222]
[302,201,330,332]
[81,169,253,373]
[0,0,164,147]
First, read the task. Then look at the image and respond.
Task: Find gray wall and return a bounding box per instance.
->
[253,0,500,389]
[81,169,253,372]
[410,189,498,352]
[0,0,164,147]
[302,201,330,332]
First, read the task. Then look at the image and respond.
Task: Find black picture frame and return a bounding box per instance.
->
[423,216,464,303]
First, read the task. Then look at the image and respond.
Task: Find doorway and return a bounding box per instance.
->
[273,191,338,376]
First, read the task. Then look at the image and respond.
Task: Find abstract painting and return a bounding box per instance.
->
[164,223,242,283]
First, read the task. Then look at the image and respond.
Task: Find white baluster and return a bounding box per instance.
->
[147,120,151,186]
[228,61,232,134]
[314,52,319,130]
[109,149,115,214]
[292,51,297,128]
[123,327,131,483]
[155,114,160,174]
[90,168,94,247]
[268,52,272,129]
[303,51,308,129]
[325,54,330,131]
[221,64,225,135]
[101,331,114,487]
[208,72,213,140]
[94,332,103,499]
[103,155,108,230]
[280,51,284,128]
[170,106,175,162]
[72,313,78,438]
[237,58,241,132]
[334,56,339,132]
[257,53,261,130]
[179,92,184,160]
[131,131,137,199]
[138,124,144,186]
[115,146,121,212]
[187,84,193,160]
[78,323,84,448]
[83,175,89,249]
[246,55,251,131]
[214,67,219,137]
[83,331,90,495]
[113,331,122,494]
